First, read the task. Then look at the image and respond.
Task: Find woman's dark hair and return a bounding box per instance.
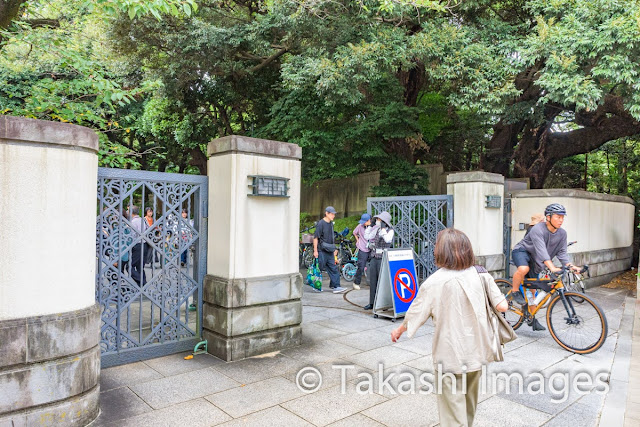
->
[182,208,188,214]
[434,228,475,270]
[144,207,153,216]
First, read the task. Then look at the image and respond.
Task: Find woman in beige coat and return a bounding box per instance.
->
[391,228,508,427]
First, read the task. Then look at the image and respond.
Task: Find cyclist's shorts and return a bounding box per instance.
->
[511,248,531,267]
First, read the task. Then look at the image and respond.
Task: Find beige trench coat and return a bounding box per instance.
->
[402,266,506,374]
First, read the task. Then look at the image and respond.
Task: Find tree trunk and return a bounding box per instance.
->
[486,92,640,188]
[189,147,207,175]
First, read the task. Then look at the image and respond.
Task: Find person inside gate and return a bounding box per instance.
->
[363,211,394,310]
[128,206,147,286]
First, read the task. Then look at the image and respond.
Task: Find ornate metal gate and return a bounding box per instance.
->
[367,195,453,281]
[96,168,208,367]
[503,198,512,276]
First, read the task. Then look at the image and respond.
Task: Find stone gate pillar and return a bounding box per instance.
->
[447,171,505,277]
[204,136,302,361]
[0,116,101,425]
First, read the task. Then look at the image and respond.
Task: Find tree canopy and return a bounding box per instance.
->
[1,0,639,194]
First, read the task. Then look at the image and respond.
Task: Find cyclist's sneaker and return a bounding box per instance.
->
[508,290,526,305]
[333,286,348,294]
[312,287,323,293]
[353,284,361,290]
[528,318,546,331]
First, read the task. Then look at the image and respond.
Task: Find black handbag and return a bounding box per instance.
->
[320,222,336,252]
[321,242,336,253]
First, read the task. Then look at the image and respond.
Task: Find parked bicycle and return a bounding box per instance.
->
[299,224,316,268]
[494,265,607,354]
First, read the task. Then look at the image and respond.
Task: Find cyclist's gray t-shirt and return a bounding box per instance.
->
[513,222,570,273]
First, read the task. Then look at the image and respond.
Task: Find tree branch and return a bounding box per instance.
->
[246,47,288,74]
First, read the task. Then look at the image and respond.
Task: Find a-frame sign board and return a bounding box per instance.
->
[373,248,419,321]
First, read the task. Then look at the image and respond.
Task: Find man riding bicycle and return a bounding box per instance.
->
[508,203,581,311]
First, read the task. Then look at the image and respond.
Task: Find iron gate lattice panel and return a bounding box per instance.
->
[96,167,208,367]
[367,195,453,281]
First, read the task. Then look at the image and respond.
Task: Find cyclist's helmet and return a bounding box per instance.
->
[544,203,567,217]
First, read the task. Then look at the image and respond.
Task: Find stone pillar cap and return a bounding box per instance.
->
[0,116,98,152]
[447,171,505,185]
[208,135,302,160]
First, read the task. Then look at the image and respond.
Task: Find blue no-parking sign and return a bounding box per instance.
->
[387,250,419,315]
[373,249,419,319]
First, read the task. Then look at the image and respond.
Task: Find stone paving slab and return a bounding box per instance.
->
[99,398,232,427]
[362,393,439,426]
[281,384,387,426]
[130,367,240,409]
[100,361,163,392]
[331,329,400,352]
[216,352,307,385]
[473,396,552,426]
[144,351,225,377]
[96,282,633,427]
[280,358,372,392]
[344,346,423,371]
[280,340,361,365]
[96,386,152,424]
[217,406,312,427]
[205,376,305,418]
[326,413,385,426]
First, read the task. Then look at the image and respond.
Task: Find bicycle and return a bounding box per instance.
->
[494,266,608,354]
[341,248,359,281]
[299,225,316,268]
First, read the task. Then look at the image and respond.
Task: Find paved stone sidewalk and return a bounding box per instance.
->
[93,277,633,427]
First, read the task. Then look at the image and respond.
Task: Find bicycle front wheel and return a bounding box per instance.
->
[494,278,525,330]
[342,263,357,281]
[546,292,608,354]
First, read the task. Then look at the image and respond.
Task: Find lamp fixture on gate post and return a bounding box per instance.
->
[485,195,501,208]
[248,175,289,197]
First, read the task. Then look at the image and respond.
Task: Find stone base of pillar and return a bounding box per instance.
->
[476,254,505,278]
[203,272,302,361]
[0,304,101,426]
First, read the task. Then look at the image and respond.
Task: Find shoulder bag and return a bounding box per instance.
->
[474,266,517,360]
[320,222,336,252]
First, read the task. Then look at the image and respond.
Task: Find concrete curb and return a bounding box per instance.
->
[622,266,640,426]
[599,295,636,427]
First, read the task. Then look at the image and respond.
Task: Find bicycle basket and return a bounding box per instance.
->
[306,258,322,291]
[301,233,314,244]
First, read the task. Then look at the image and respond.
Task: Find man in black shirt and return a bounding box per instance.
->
[313,206,347,293]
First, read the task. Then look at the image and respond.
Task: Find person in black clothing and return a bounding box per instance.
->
[313,206,347,293]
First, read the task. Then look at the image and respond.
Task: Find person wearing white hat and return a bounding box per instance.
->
[363,211,394,310]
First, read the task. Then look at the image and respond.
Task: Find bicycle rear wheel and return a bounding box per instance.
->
[546,292,608,354]
[494,278,525,330]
